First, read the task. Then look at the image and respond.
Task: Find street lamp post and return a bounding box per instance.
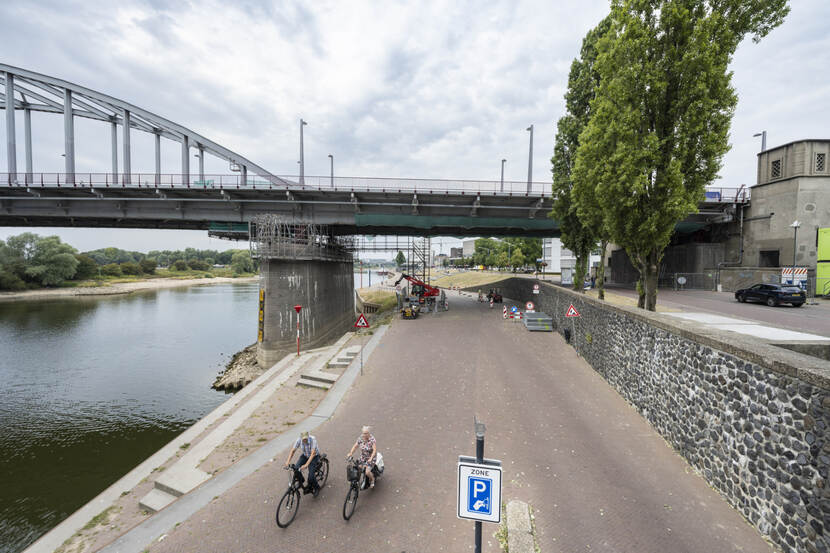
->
[299,118,307,185]
[328,153,334,187]
[526,124,534,193]
[753,131,767,152]
[790,220,801,287]
[500,158,506,192]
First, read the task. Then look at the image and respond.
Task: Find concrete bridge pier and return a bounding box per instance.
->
[252,216,355,367]
[256,259,354,366]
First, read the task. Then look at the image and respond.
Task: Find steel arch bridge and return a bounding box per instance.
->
[0,63,282,187]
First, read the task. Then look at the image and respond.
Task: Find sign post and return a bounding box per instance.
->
[457,419,502,553]
[293,305,302,356]
[566,304,580,349]
[354,313,370,375]
[533,283,540,294]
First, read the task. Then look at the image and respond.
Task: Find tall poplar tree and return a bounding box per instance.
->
[552,17,611,291]
[576,0,789,310]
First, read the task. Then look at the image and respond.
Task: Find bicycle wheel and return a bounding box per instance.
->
[342,484,359,520]
[315,458,329,488]
[276,488,300,528]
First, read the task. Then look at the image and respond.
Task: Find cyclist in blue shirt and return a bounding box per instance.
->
[284,431,321,494]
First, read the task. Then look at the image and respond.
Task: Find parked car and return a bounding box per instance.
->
[734,283,805,307]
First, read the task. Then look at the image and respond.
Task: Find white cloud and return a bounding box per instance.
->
[1,0,827,252]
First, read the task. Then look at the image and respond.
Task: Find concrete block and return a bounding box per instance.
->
[506,500,535,553]
[297,377,332,390]
[138,488,177,513]
[302,371,338,383]
[327,360,350,369]
[344,345,361,356]
[154,466,210,497]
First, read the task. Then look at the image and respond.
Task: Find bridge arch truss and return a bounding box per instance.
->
[1,63,284,187]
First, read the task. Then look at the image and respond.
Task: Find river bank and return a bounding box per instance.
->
[0,276,258,301]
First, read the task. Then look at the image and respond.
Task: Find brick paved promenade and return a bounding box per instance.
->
[147,293,771,552]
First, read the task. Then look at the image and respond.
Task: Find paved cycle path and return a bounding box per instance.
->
[147,294,770,553]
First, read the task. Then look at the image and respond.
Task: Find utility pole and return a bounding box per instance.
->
[526,124,534,193]
[328,153,333,187]
[500,158,506,192]
[299,118,307,185]
[753,130,767,152]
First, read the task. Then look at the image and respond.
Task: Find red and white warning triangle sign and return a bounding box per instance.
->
[354,313,370,328]
[565,304,581,317]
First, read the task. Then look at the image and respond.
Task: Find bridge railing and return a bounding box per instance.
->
[0,172,750,202]
[0,172,553,197]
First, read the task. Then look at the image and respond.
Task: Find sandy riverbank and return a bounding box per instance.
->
[0,276,258,301]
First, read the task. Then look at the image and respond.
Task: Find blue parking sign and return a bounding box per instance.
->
[457,458,502,523]
[468,477,492,514]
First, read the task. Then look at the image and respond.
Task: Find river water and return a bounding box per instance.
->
[0,283,259,553]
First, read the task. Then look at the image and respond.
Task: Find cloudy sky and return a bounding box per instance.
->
[1,0,828,255]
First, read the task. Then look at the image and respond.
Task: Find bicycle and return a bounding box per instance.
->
[342,454,383,521]
[275,454,329,528]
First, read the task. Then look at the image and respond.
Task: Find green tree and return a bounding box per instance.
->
[101,263,122,276]
[395,251,406,267]
[171,260,189,271]
[230,251,254,274]
[216,250,234,265]
[21,235,79,286]
[563,16,613,299]
[187,258,210,271]
[495,251,509,269]
[510,248,526,269]
[577,0,789,310]
[73,255,99,280]
[139,258,157,274]
[552,17,612,293]
[0,239,27,290]
[119,261,142,275]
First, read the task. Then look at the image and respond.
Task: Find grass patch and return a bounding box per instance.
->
[357,289,398,313]
[430,271,513,289]
[81,505,118,532]
[179,442,190,450]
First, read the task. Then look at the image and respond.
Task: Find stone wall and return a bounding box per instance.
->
[474,277,830,553]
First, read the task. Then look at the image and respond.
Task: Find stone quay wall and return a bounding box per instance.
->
[476,277,830,553]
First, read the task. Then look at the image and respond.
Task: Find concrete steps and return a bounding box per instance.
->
[300,343,362,389]
[138,488,178,513]
[297,377,332,389]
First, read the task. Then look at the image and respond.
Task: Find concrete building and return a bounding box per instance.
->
[541,238,562,272]
[608,139,830,292]
[450,247,464,260]
[462,238,478,258]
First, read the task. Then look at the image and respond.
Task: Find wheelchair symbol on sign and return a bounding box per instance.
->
[468,477,492,515]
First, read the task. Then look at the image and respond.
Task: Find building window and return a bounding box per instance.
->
[817,153,826,172]
[759,250,780,267]
[771,159,782,179]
